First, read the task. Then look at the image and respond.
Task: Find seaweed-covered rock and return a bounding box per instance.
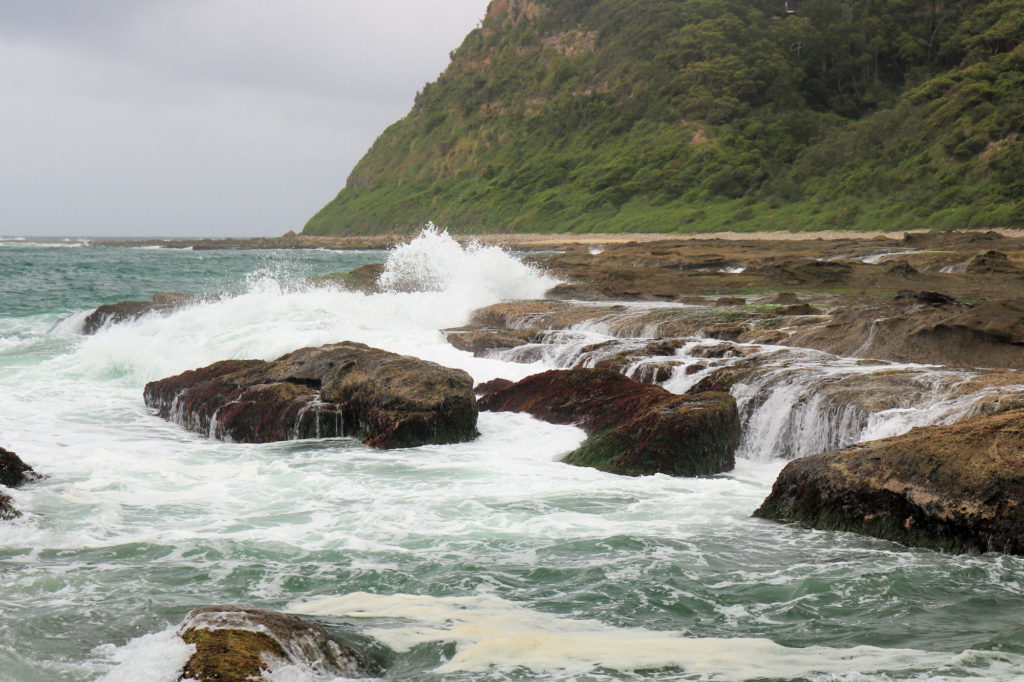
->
[178,605,379,681]
[144,342,478,448]
[754,408,1024,554]
[0,493,18,520]
[478,368,738,476]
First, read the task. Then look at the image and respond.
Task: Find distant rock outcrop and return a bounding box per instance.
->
[177,605,379,681]
[144,342,479,448]
[754,408,1024,554]
[477,368,739,476]
[83,293,196,334]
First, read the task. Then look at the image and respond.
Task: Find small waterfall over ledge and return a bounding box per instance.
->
[490,304,1024,461]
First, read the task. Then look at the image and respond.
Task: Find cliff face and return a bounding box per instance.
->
[304,0,1024,235]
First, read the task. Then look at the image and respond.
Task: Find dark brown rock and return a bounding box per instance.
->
[886,260,919,276]
[0,447,41,520]
[0,447,40,488]
[766,292,802,304]
[308,263,386,293]
[966,250,1021,275]
[178,606,379,681]
[443,326,536,355]
[83,293,196,334]
[754,408,1024,554]
[477,368,738,476]
[894,289,959,306]
[786,297,1024,369]
[144,342,478,448]
[0,493,18,520]
[779,303,824,316]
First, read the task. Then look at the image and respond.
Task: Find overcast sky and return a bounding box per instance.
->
[0,0,490,237]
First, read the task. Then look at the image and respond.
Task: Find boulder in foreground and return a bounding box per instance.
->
[178,605,379,681]
[477,368,738,476]
[754,408,1024,554]
[144,342,478,448]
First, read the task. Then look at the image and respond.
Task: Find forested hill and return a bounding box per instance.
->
[304,0,1024,235]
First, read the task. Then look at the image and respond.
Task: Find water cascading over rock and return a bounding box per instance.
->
[477,367,739,476]
[144,341,479,448]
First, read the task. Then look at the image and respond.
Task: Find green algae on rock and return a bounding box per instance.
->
[178,605,379,681]
[477,368,739,476]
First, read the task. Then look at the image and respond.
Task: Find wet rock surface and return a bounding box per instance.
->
[0,447,41,520]
[307,263,386,293]
[144,342,478,448]
[0,447,40,488]
[754,408,1024,554]
[82,292,197,334]
[178,605,379,681]
[442,325,539,356]
[785,295,1024,370]
[477,368,739,476]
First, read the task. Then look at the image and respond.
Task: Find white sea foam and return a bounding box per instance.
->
[93,628,194,682]
[288,592,974,678]
[378,224,559,300]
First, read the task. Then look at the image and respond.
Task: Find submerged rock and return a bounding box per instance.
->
[0,493,17,521]
[754,408,1024,554]
[82,292,196,334]
[178,605,379,681]
[144,341,478,448]
[477,368,738,476]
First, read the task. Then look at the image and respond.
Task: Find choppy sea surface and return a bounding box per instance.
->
[1,231,1023,681]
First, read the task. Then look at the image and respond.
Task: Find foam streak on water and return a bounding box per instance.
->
[1,231,1024,681]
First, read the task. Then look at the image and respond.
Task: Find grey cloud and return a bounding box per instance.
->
[0,0,490,237]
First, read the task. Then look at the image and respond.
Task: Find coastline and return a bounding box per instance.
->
[91,228,1024,251]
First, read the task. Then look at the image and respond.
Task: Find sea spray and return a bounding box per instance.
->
[377,224,559,301]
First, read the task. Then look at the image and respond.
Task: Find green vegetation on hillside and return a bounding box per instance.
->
[305,0,1024,235]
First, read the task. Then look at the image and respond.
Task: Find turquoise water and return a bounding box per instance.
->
[1,234,1023,681]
